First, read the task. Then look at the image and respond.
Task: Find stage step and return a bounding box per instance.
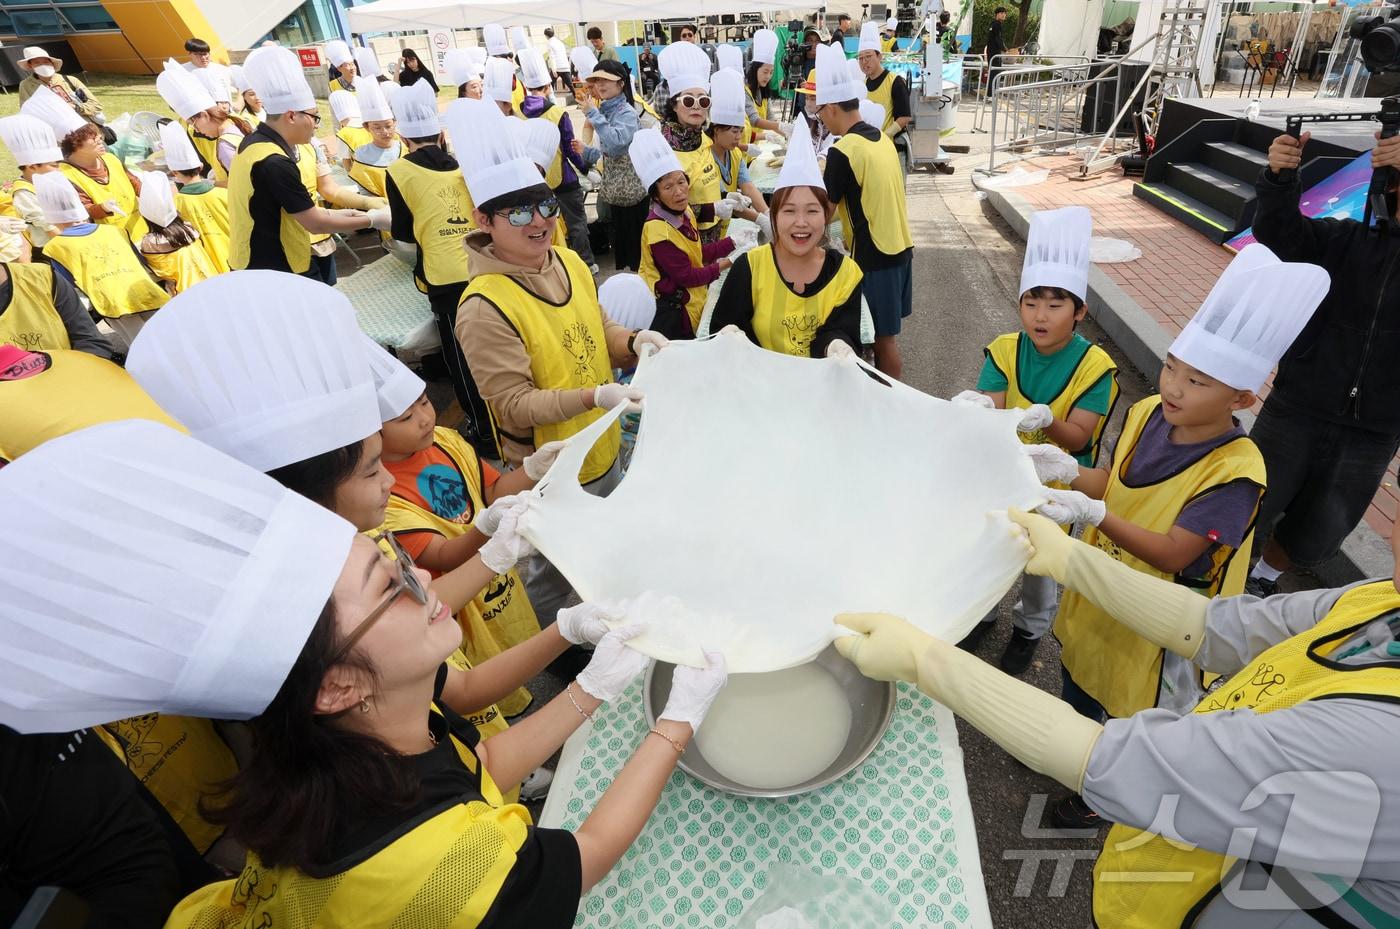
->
[1132,181,1235,243]
[1200,141,1270,181]
[1163,161,1257,221]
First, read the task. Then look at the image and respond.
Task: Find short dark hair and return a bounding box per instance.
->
[405,133,442,146]
[185,37,211,54]
[59,122,102,158]
[679,24,697,35]
[838,13,852,23]
[544,27,554,37]
[834,98,860,112]
[994,6,1007,13]
[939,11,951,23]
[1021,286,1086,313]
[266,440,367,511]
[477,182,554,219]
[587,26,603,40]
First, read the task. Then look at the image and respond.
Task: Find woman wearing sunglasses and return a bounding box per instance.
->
[2,420,730,929]
[656,42,744,246]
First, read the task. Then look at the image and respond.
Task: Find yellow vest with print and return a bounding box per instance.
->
[337,124,373,155]
[228,142,317,273]
[241,108,263,128]
[60,154,148,243]
[0,262,67,352]
[462,246,621,484]
[189,128,220,180]
[748,244,862,356]
[677,136,722,229]
[1054,396,1266,719]
[1093,580,1400,929]
[0,349,184,463]
[348,141,402,199]
[382,426,541,717]
[746,89,769,145]
[985,331,1119,484]
[639,211,708,332]
[175,186,232,274]
[93,714,237,855]
[698,143,743,236]
[385,156,475,291]
[143,241,218,295]
[296,142,331,247]
[833,130,913,257]
[42,225,168,319]
[164,721,531,929]
[866,70,900,135]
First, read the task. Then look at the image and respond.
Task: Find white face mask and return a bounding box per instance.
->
[33,65,56,79]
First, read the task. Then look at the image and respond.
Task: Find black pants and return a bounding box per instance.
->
[556,183,595,266]
[428,285,500,458]
[300,252,338,285]
[608,198,649,272]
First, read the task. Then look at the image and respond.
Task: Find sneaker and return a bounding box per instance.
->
[958,621,994,652]
[933,162,955,174]
[1050,794,1102,830]
[999,628,1041,675]
[1245,575,1280,598]
[520,766,554,802]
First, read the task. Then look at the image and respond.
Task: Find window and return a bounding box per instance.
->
[0,1,120,34]
[9,8,63,35]
[62,5,118,30]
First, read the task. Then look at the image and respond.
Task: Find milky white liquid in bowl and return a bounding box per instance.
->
[693,662,854,790]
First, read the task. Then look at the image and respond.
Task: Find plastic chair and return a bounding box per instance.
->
[126,111,166,147]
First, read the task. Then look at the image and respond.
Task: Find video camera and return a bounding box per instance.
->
[1352,7,1400,74]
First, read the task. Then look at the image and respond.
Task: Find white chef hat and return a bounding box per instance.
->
[884,17,899,33]
[329,89,362,126]
[858,99,886,128]
[847,59,869,98]
[815,41,860,104]
[709,68,746,128]
[138,171,179,227]
[19,84,86,137]
[34,171,85,224]
[483,57,517,103]
[516,116,561,172]
[509,26,529,52]
[518,47,552,89]
[660,41,711,96]
[243,45,315,114]
[570,46,598,77]
[1019,206,1092,302]
[325,39,354,67]
[444,97,542,207]
[751,29,779,66]
[124,271,382,473]
[0,419,356,734]
[598,273,657,330]
[859,21,882,52]
[156,60,215,121]
[1169,243,1330,392]
[444,48,483,85]
[159,120,203,173]
[354,46,382,79]
[0,114,60,167]
[229,63,250,93]
[774,114,825,192]
[484,24,510,57]
[716,44,744,74]
[362,334,426,420]
[630,126,683,191]
[191,66,230,108]
[392,78,440,138]
[355,75,393,123]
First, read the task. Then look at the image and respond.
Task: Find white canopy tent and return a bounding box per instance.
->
[347,0,796,32]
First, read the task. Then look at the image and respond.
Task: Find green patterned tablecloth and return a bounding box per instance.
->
[540,681,991,929]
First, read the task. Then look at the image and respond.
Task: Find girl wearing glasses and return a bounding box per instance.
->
[2,421,730,929]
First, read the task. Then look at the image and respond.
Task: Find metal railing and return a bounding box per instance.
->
[984,60,1126,173]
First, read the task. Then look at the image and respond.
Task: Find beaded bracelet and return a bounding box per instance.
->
[648,727,686,754]
[566,682,595,722]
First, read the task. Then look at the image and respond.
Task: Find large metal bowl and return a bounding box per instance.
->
[643,644,896,798]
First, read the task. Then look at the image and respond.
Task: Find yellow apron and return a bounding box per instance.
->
[142,241,219,295]
[60,154,148,243]
[639,211,708,332]
[1054,396,1266,718]
[676,136,722,232]
[532,104,567,190]
[228,141,322,273]
[381,426,541,717]
[175,186,232,274]
[701,143,744,238]
[865,70,901,136]
[832,131,913,257]
[385,156,475,292]
[347,141,402,199]
[1093,580,1400,929]
[0,261,67,351]
[93,714,238,855]
[41,225,169,319]
[189,127,245,183]
[745,89,769,146]
[0,348,183,463]
[461,246,621,484]
[337,125,373,156]
[747,243,862,356]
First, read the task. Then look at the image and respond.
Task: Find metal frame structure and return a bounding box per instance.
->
[983,59,1125,172]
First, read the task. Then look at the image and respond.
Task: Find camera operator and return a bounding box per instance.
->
[1246,129,1400,595]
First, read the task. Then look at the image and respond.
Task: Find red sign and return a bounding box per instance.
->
[297,47,321,67]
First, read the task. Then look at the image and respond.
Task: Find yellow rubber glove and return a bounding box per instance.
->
[1006,508,1076,582]
[833,612,932,683]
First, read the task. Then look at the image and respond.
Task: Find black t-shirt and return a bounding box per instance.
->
[711,247,863,357]
[237,122,316,273]
[822,121,910,269]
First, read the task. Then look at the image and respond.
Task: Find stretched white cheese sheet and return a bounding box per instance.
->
[521,334,1047,672]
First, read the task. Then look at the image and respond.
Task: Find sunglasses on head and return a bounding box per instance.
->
[493,197,561,226]
[679,94,711,110]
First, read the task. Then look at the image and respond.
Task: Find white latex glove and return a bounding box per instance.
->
[556,601,620,646]
[726,191,752,210]
[1017,403,1054,433]
[718,324,743,337]
[473,493,525,537]
[575,624,651,702]
[950,389,994,410]
[0,217,26,234]
[632,329,669,357]
[659,649,728,731]
[779,120,795,139]
[825,339,856,363]
[594,382,644,413]
[755,211,773,244]
[522,440,567,481]
[101,199,125,217]
[1036,488,1106,526]
[713,199,736,221]
[587,169,603,187]
[478,504,537,573]
[763,130,786,144]
[367,206,393,231]
[1024,444,1081,485]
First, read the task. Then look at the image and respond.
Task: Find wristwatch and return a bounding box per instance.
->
[626,330,639,355]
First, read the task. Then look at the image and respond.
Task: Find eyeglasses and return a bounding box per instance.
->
[330,532,430,665]
[679,94,711,110]
[298,109,322,126]
[493,197,561,227]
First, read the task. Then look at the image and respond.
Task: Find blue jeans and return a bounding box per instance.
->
[301,252,338,286]
[1060,664,1108,723]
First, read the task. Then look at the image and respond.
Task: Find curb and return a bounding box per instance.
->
[986,186,1391,586]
